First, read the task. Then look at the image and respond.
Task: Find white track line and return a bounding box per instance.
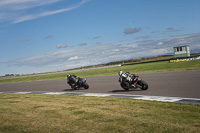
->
[1,91,200,105]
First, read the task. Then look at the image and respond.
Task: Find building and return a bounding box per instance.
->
[173,45,190,58]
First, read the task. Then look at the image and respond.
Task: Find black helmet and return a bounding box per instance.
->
[67,74,71,78]
[125,72,130,74]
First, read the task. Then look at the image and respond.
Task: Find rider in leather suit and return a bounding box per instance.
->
[67,74,78,88]
[118,70,136,85]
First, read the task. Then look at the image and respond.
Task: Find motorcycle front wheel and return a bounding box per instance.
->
[83,82,89,89]
[137,80,148,90]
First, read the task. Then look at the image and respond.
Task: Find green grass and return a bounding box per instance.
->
[0,93,199,133]
[1,60,200,84]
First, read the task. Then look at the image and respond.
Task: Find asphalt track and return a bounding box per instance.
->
[0,70,200,99]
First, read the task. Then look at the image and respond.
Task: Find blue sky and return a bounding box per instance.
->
[0,0,200,76]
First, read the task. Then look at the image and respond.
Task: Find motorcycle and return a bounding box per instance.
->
[118,73,148,90]
[68,77,89,90]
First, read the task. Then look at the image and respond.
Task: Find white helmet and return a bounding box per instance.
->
[67,74,71,78]
[118,70,123,76]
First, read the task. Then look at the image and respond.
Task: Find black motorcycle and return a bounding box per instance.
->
[68,77,89,90]
[118,74,148,90]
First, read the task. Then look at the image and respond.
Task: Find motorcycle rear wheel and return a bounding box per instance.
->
[120,82,130,90]
[71,86,79,90]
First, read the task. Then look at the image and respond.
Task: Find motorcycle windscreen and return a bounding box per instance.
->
[78,78,85,83]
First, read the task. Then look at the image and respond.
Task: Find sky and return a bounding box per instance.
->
[0,0,200,76]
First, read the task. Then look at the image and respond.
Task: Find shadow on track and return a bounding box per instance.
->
[62,89,75,91]
[110,89,143,93]
[63,88,87,91]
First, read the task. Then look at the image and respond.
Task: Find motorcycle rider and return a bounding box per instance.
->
[67,74,78,88]
[118,70,136,85]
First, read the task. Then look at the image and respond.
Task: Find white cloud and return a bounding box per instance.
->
[124,27,141,35]
[126,44,138,48]
[0,0,62,10]
[45,35,53,39]
[134,35,150,40]
[165,27,181,33]
[79,43,87,46]
[0,0,90,23]
[92,36,102,39]
[157,42,163,46]
[56,44,67,49]
[68,56,78,61]
[112,49,120,52]
[4,33,200,74]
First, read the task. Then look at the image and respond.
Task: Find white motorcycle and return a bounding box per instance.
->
[118,71,148,90]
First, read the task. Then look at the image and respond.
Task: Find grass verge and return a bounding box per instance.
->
[0,60,200,84]
[0,93,199,133]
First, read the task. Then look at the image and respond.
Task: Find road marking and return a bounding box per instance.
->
[1,91,200,105]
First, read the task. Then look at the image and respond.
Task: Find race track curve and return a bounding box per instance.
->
[0,70,200,99]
